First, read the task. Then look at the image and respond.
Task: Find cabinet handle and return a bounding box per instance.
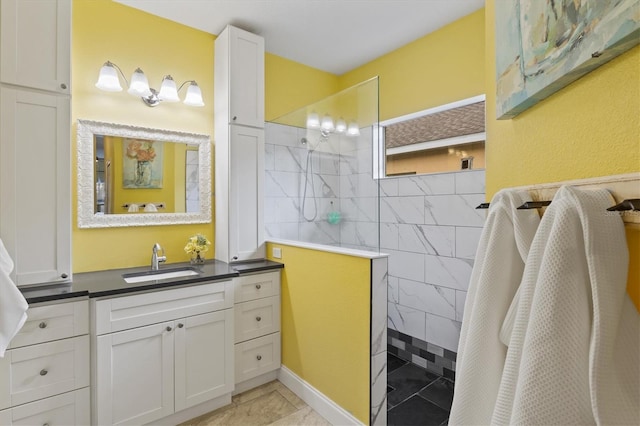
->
[43,423,50,426]
[39,322,47,329]
[178,323,184,328]
[256,355,262,361]
[40,369,48,376]
[232,256,238,261]
[61,273,68,279]
[166,326,172,332]
[255,284,261,290]
[256,316,262,322]
[60,83,67,90]
[232,116,237,121]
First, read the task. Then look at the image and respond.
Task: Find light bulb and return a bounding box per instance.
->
[306,112,320,129]
[347,121,360,136]
[321,114,335,132]
[158,75,180,102]
[183,82,205,106]
[127,68,152,97]
[335,118,347,133]
[95,62,123,92]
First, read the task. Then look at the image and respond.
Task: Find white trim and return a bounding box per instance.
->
[267,239,388,259]
[278,366,364,426]
[379,94,486,126]
[386,132,486,155]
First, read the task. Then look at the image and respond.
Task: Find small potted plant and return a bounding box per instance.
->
[184,234,211,265]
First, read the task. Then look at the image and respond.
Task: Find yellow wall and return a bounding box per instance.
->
[338,8,485,121]
[265,53,339,121]
[72,0,215,271]
[266,243,371,424]
[484,0,640,308]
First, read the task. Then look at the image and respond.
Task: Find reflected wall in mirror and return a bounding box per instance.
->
[77,120,211,228]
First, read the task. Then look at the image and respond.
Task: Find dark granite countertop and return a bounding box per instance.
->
[20,259,283,305]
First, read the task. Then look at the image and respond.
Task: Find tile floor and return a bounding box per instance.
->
[387,353,455,426]
[179,380,330,426]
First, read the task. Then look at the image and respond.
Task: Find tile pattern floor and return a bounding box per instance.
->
[387,353,455,426]
[180,380,331,426]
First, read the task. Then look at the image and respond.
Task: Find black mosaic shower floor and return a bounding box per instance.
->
[387,353,454,426]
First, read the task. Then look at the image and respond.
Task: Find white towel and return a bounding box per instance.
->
[449,189,540,426]
[144,203,157,212]
[127,203,139,212]
[0,238,28,357]
[492,186,639,425]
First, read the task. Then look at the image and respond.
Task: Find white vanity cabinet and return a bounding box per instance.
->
[92,281,234,425]
[0,0,72,287]
[233,271,281,386]
[215,25,266,264]
[0,299,90,425]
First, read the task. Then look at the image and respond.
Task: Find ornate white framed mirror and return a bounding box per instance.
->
[77,119,211,228]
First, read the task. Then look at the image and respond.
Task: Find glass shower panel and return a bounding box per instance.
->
[265,77,380,253]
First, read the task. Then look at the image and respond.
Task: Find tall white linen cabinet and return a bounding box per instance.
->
[0,0,72,287]
[214,25,266,263]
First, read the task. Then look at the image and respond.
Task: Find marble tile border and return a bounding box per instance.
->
[388,328,456,381]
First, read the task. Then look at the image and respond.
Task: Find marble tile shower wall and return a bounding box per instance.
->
[265,122,486,355]
[384,171,486,353]
[264,122,375,247]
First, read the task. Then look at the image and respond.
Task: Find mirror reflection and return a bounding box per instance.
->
[93,135,199,215]
[77,120,211,228]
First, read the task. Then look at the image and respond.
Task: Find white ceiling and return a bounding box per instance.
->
[115,0,484,75]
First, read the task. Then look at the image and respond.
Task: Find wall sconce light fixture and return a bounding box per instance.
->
[95,61,204,107]
[306,112,359,137]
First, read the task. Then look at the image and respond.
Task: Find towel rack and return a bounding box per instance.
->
[607,199,640,212]
[517,200,552,210]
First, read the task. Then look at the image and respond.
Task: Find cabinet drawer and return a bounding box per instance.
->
[235,332,281,384]
[0,387,89,426]
[8,300,88,349]
[234,296,280,343]
[93,280,233,335]
[234,271,280,303]
[3,335,89,407]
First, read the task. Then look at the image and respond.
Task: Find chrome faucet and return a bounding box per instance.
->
[151,243,166,270]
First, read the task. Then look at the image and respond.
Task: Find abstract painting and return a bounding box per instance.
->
[496,0,640,119]
[122,138,164,188]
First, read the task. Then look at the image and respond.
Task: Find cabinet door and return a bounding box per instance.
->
[0,0,71,93]
[95,322,174,425]
[228,26,264,128]
[174,309,234,412]
[0,88,71,286]
[229,125,265,262]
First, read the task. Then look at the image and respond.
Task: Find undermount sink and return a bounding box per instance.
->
[122,267,200,284]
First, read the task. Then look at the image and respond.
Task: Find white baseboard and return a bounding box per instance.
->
[277,366,364,426]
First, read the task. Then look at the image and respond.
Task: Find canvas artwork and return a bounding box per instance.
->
[122,139,164,188]
[496,0,640,119]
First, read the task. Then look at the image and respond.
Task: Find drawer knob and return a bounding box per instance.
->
[256,316,262,322]
[43,423,50,426]
[232,116,237,121]
[40,369,48,376]
[60,83,67,89]
[178,323,184,328]
[255,284,262,290]
[61,273,68,279]
[256,355,262,361]
[39,322,47,329]
[166,326,172,332]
